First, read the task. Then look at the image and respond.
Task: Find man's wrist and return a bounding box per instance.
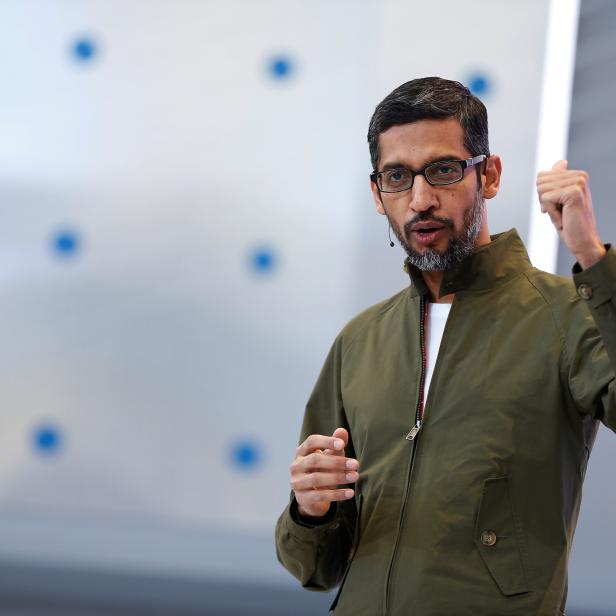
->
[297,503,331,522]
[574,243,607,270]
[291,498,336,528]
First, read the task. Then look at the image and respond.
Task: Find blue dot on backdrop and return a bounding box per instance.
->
[33,425,63,456]
[52,229,81,258]
[71,37,98,62]
[467,73,491,97]
[230,440,262,471]
[249,246,278,275]
[268,55,294,79]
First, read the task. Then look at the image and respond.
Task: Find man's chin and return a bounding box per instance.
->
[402,242,461,272]
[404,245,443,263]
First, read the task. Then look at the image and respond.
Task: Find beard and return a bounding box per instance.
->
[389,190,485,271]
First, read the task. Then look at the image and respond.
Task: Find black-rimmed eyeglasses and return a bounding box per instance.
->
[370,154,487,193]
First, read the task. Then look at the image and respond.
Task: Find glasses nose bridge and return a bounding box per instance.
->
[410,168,434,192]
[407,169,438,210]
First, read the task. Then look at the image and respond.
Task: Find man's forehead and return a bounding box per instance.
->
[378,118,469,167]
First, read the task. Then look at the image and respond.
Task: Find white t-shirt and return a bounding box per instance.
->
[424,302,452,405]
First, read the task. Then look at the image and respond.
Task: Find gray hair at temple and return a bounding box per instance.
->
[367,77,490,172]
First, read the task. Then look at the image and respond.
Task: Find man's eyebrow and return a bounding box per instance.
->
[380,154,466,172]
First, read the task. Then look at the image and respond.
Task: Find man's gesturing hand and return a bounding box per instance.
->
[536,160,606,269]
[291,427,359,519]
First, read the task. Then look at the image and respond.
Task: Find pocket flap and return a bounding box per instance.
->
[474,476,528,596]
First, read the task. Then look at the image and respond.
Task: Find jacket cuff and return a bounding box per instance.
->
[572,244,615,309]
[281,498,340,540]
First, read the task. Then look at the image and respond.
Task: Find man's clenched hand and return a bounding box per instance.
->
[290,427,359,519]
[536,160,606,269]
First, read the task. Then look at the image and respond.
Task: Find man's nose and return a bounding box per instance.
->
[409,175,438,212]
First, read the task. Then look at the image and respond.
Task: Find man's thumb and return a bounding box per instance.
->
[332,427,348,447]
[551,159,568,172]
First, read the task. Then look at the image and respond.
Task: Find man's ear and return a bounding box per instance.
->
[370,178,386,215]
[482,155,502,199]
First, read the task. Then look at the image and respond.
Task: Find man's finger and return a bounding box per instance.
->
[541,201,563,230]
[325,427,349,457]
[296,434,345,457]
[547,211,563,231]
[299,488,355,504]
[293,452,359,474]
[332,427,348,445]
[551,159,568,172]
[291,470,359,491]
[536,175,589,192]
[537,167,586,180]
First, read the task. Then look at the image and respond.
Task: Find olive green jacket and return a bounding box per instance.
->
[275,229,616,615]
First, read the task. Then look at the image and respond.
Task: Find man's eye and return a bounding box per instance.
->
[434,165,455,175]
[386,170,407,183]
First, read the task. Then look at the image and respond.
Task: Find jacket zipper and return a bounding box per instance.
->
[406,293,428,441]
[383,294,428,614]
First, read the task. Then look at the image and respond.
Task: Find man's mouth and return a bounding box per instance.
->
[410,222,448,245]
[415,226,444,234]
[411,221,446,233]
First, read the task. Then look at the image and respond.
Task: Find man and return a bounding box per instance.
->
[275,77,615,615]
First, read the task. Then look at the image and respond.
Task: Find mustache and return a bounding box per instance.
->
[403,213,455,237]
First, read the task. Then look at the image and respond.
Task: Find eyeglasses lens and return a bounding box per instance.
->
[379,170,413,192]
[425,161,464,185]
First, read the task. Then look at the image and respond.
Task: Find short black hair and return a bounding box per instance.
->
[367,76,490,171]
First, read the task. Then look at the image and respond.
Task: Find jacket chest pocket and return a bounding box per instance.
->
[329,494,363,613]
[474,476,529,596]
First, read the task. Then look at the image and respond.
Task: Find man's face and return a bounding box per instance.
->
[370,118,493,271]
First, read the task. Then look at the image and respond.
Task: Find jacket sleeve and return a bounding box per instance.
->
[566,245,616,432]
[274,334,359,591]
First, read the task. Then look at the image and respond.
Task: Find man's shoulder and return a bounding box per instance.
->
[337,287,410,348]
[523,267,578,306]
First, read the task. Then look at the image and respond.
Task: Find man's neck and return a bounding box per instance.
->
[422,270,454,303]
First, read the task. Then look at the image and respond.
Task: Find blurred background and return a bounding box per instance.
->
[0,0,614,614]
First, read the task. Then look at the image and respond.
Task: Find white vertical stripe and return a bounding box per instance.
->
[528,0,580,273]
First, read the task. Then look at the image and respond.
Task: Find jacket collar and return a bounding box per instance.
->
[405,228,533,298]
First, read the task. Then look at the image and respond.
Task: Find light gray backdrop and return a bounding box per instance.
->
[0,0,612,614]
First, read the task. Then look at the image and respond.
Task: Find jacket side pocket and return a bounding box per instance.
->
[329,493,363,613]
[474,476,529,596]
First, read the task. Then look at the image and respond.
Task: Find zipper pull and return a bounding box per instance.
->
[406,421,422,441]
